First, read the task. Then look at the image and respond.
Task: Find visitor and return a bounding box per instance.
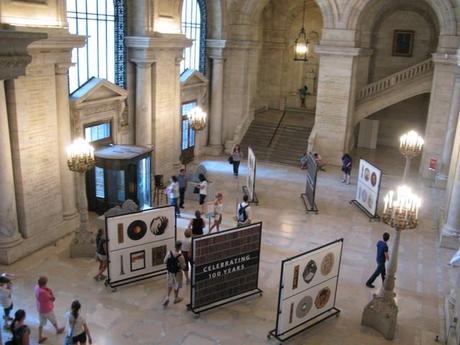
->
[94,229,107,281]
[341,153,352,184]
[314,153,326,171]
[300,152,308,169]
[209,193,224,233]
[0,275,13,326]
[237,195,252,227]
[182,229,192,284]
[7,309,30,345]
[162,241,186,307]
[196,174,208,213]
[298,85,308,108]
[231,144,242,177]
[366,232,390,288]
[34,276,64,344]
[64,300,92,345]
[178,168,187,209]
[166,176,180,217]
[188,210,205,237]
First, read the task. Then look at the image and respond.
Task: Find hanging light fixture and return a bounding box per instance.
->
[294,0,310,61]
[188,106,207,131]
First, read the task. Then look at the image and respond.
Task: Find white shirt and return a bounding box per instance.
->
[199,181,208,195]
[167,181,179,199]
[182,237,191,252]
[65,312,86,337]
[0,285,12,308]
[238,202,252,224]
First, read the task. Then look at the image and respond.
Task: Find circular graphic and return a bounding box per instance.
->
[296,295,313,318]
[127,220,147,241]
[371,172,377,187]
[314,287,331,309]
[150,216,169,236]
[320,253,335,276]
[302,260,317,283]
[367,194,374,209]
[361,189,368,204]
[364,168,370,182]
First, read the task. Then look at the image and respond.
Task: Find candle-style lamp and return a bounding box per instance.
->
[66,138,96,258]
[188,106,207,131]
[362,185,422,340]
[399,130,424,181]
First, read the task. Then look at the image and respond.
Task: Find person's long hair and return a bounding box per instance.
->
[71,300,81,321]
[198,173,206,182]
[10,309,26,333]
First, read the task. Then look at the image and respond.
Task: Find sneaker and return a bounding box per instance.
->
[173,297,183,304]
[38,337,48,344]
[366,283,375,288]
[162,297,170,307]
[341,179,346,183]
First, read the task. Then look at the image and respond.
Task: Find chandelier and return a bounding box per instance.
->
[399,130,424,158]
[382,185,421,230]
[294,0,310,61]
[188,106,207,131]
[66,138,95,173]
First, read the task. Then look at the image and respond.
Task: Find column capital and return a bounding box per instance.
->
[55,63,74,75]
[132,59,155,68]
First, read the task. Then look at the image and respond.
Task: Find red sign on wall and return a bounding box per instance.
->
[429,158,437,171]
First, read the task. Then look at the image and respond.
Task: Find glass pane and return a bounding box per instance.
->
[106,0,115,15]
[67,0,76,12]
[76,0,86,13]
[87,0,97,14]
[87,19,98,78]
[190,127,195,147]
[95,167,105,198]
[137,157,151,209]
[85,122,111,142]
[181,0,202,72]
[106,169,125,204]
[98,20,107,79]
[106,21,115,82]
[182,120,189,150]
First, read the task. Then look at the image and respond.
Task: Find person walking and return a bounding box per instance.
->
[8,309,30,345]
[182,229,192,284]
[64,300,92,345]
[0,275,13,327]
[231,145,243,177]
[341,153,352,184]
[94,229,107,281]
[188,210,205,237]
[167,176,180,217]
[162,241,186,307]
[209,193,223,233]
[196,174,208,213]
[178,169,187,209]
[366,232,390,288]
[237,195,252,227]
[34,276,64,344]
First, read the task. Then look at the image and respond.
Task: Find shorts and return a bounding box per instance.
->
[199,194,206,205]
[72,332,87,344]
[167,272,183,290]
[213,214,222,224]
[39,311,57,327]
[96,253,107,262]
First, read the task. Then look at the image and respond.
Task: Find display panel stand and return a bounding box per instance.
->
[300,154,318,214]
[349,200,380,222]
[268,239,343,343]
[242,185,259,205]
[300,193,318,214]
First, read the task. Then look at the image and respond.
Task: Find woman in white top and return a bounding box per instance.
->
[65,300,92,345]
[209,193,224,233]
[166,176,180,217]
[196,174,208,213]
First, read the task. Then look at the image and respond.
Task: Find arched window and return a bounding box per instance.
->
[181,0,207,73]
[67,0,126,93]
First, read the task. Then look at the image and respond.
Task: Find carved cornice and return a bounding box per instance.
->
[55,63,74,75]
[126,34,192,50]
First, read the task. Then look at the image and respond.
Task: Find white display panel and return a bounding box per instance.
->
[355,159,382,216]
[247,147,256,201]
[275,240,343,336]
[105,206,176,284]
[281,242,341,299]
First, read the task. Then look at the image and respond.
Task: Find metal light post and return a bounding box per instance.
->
[361,185,421,340]
[399,130,424,181]
[66,138,96,258]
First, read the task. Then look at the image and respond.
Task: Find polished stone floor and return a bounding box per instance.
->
[0,147,457,345]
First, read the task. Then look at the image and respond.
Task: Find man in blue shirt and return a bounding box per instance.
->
[366,232,390,288]
[178,169,187,209]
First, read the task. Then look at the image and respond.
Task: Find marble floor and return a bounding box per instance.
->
[1,148,457,345]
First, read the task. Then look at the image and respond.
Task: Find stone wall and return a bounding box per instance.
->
[0,0,66,28]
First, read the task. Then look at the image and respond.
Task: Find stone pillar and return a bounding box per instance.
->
[173,56,182,168]
[439,77,460,178]
[55,63,78,219]
[208,56,225,154]
[0,81,22,247]
[133,60,153,147]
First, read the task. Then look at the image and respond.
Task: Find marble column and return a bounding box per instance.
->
[55,63,78,219]
[173,56,182,168]
[208,56,225,154]
[440,77,460,178]
[440,139,460,248]
[0,80,22,247]
[134,60,153,147]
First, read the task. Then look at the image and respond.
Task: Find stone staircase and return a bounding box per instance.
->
[354,58,434,124]
[240,109,314,166]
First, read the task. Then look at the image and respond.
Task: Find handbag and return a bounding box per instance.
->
[228,156,234,164]
[64,317,76,345]
[193,186,200,194]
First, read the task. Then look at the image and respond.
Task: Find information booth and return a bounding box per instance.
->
[87,145,152,214]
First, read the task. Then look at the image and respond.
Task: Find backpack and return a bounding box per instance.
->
[96,237,106,255]
[166,251,182,274]
[238,203,249,223]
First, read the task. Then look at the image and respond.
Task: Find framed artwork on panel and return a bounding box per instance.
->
[392,30,415,57]
[130,250,146,272]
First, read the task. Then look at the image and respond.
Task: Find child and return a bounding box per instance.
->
[0,275,13,326]
[182,229,192,284]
